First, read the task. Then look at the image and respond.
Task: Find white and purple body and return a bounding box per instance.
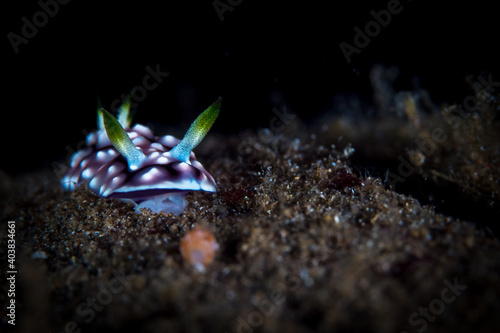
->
[62,98,221,215]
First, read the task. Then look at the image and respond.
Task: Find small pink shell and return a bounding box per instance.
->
[180,227,219,272]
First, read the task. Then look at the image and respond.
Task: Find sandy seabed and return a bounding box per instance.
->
[1,73,500,333]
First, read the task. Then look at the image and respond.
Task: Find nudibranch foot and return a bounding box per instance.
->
[135,192,188,215]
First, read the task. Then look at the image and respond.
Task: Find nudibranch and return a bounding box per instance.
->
[62,97,221,215]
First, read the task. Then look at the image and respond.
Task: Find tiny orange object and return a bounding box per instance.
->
[180,227,219,272]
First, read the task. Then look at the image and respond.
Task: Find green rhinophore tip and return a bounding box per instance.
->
[97,95,104,130]
[117,94,133,128]
[169,97,221,163]
[100,108,145,170]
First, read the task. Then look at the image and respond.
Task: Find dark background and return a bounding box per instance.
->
[3,0,499,175]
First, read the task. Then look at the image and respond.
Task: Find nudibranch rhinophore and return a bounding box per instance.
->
[62,97,221,215]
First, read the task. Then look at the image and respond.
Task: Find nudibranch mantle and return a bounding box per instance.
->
[62,97,221,215]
